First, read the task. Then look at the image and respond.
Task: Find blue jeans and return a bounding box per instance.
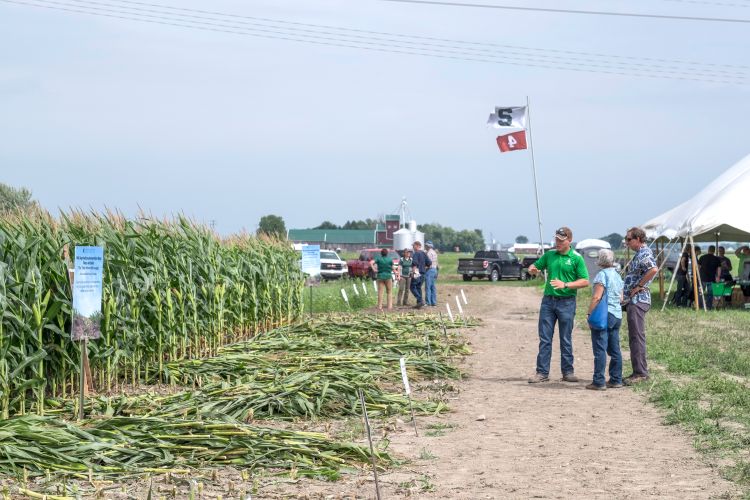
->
[536,295,576,377]
[410,275,424,305]
[590,313,623,387]
[425,268,437,305]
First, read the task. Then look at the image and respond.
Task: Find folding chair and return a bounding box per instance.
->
[711,282,734,309]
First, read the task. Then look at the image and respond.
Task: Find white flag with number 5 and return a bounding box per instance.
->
[487,106,527,129]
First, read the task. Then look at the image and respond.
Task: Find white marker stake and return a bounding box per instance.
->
[372,280,378,294]
[341,288,349,306]
[455,295,465,318]
[461,289,468,305]
[399,357,411,396]
[400,357,418,436]
[446,302,454,323]
[352,283,360,296]
[362,281,368,295]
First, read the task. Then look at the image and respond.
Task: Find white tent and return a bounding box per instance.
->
[575,239,611,250]
[643,154,750,242]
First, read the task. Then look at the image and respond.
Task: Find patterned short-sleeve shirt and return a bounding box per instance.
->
[623,245,657,305]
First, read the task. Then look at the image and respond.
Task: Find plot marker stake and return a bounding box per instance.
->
[358,389,382,500]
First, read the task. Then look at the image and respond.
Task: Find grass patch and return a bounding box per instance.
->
[303,279,378,313]
[424,422,457,437]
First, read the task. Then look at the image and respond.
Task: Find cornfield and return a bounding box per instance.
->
[0,209,304,418]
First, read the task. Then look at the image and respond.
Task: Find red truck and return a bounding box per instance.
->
[347,248,401,279]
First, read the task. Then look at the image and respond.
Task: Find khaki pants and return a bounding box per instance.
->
[377,278,393,310]
[397,276,412,305]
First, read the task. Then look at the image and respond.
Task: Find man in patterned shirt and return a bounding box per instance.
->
[622,227,658,385]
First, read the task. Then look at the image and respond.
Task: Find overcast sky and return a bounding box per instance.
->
[2,0,749,244]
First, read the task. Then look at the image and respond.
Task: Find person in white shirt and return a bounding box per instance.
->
[425,241,439,307]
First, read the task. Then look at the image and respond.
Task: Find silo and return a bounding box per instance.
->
[393,228,413,251]
[414,229,425,246]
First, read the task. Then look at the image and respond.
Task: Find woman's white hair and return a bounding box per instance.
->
[597,249,615,268]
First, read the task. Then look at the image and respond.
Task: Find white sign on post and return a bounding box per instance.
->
[461,289,468,305]
[446,302,454,322]
[455,295,465,317]
[341,288,349,304]
[72,246,104,341]
[300,245,321,276]
[399,357,411,395]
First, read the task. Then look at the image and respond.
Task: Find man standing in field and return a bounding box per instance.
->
[622,227,658,384]
[424,241,439,307]
[527,227,589,383]
[698,245,722,310]
[410,241,432,309]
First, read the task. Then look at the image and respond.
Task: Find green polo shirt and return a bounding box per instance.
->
[533,249,589,297]
[374,254,393,280]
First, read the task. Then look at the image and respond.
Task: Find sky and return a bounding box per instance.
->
[2,0,749,244]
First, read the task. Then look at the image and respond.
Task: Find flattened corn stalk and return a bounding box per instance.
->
[0,415,389,481]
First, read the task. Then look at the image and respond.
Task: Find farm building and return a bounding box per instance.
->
[288,215,401,251]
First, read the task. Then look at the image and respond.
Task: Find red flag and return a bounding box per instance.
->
[496,130,527,153]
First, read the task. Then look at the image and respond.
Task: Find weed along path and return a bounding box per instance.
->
[373,284,737,499]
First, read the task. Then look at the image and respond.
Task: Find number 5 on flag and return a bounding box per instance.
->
[496,130,528,153]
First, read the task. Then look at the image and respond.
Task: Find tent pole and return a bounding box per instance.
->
[658,240,665,301]
[689,235,707,312]
[662,238,687,312]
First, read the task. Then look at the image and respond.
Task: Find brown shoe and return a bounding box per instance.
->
[528,373,549,384]
[586,383,606,391]
[606,381,624,388]
[562,373,579,383]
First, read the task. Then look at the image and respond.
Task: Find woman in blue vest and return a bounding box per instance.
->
[586,249,624,391]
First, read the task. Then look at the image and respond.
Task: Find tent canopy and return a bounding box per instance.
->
[643,154,750,242]
[575,238,611,250]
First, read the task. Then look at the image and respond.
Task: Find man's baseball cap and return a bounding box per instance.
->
[554,227,572,241]
[425,241,434,247]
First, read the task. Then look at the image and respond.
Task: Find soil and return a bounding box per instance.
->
[260,283,739,499]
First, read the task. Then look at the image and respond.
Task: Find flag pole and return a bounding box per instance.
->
[525,96,545,255]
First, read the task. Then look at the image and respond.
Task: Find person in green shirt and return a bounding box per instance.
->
[372,248,395,310]
[397,249,413,306]
[527,226,589,383]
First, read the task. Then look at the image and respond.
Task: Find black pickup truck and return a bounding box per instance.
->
[457,250,527,282]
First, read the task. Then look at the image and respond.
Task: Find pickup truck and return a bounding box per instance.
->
[347,249,401,279]
[458,250,526,282]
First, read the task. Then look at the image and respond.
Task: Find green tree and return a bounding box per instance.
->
[257,214,287,238]
[342,219,378,230]
[0,183,35,213]
[418,223,485,252]
[515,235,529,244]
[600,232,624,249]
[314,221,339,230]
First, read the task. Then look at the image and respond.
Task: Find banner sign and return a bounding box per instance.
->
[496,130,528,153]
[72,246,104,341]
[301,244,321,276]
[487,106,527,129]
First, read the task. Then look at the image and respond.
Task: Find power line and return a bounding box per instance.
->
[2,0,746,85]
[56,0,750,72]
[378,0,750,23]
[659,0,750,7]
[39,0,745,78]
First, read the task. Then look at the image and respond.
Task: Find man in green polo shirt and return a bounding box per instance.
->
[527,226,589,383]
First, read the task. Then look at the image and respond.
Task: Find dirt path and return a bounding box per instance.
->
[266,284,737,499]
